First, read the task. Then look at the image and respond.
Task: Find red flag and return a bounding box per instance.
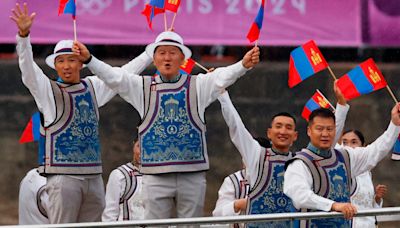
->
[247,0,266,43]
[165,0,181,13]
[336,58,387,100]
[142,4,165,29]
[180,58,195,74]
[58,0,76,19]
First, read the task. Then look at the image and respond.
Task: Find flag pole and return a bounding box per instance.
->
[327,66,337,81]
[73,19,77,41]
[386,85,399,104]
[195,61,210,72]
[255,40,258,47]
[170,13,177,30]
[316,89,336,111]
[164,13,168,31]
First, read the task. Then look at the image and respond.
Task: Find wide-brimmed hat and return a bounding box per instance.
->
[45,40,84,69]
[145,31,191,60]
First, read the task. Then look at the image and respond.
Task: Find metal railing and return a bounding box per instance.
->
[3,207,400,228]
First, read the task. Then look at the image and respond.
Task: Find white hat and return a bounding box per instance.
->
[45,40,84,69]
[145,31,192,60]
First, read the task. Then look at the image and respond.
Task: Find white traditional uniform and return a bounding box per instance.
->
[284,121,399,227]
[16,35,151,223]
[86,54,249,219]
[351,171,382,228]
[102,163,144,221]
[19,168,49,225]
[217,91,348,227]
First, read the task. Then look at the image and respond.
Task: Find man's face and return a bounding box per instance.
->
[307,116,335,150]
[133,141,140,165]
[54,54,82,83]
[267,116,297,152]
[153,45,185,80]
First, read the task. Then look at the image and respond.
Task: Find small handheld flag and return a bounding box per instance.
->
[19,112,41,144]
[247,0,265,43]
[301,90,335,121]
[165,0,181,13]
[58,0,76,19]
[288,40,329,88]
[180,58,195,74]
[142,3,165,29]
[336,58,387,101]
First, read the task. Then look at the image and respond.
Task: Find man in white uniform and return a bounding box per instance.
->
[11,3,151,223]
[72,31,260,219]
[19,168,49,225]
[102,139,144,221]
[284,104,400,227]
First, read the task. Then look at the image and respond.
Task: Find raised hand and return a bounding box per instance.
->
[334,80,347,105]
[391,103,400,126]
[242,46,260,69]
[10,3,36,37]
[72,41,91,63]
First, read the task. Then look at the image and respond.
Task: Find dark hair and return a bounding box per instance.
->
[342,129,365,145]
[308,108,335,125]
[270,112,297,128]
[132,137,139,145]
[254,137,271,148]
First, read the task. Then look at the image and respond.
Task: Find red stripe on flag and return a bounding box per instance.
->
[336,74,361,100]
[288,56,302,88]
[312,93,330,109]
[359,58,387,91]
[246,23,260,43]
[19,118,34,144]
[301,107,312,121]
[165,0,181,12]
[302,40,329,73]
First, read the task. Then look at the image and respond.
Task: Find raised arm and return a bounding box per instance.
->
[218,91,261,187]
[344,103,400,177]
[73,41,145,117]
[333,81,349,145]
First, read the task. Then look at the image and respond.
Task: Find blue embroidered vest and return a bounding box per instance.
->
[138,74,208,174]
[246,148,295,228]
[288,148,356,228]
[38,79,101,175]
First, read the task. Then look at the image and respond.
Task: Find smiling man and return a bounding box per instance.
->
[11,3,151,223]
[217,83,348,227]
[73,31,260,219]
[284,104,400,228]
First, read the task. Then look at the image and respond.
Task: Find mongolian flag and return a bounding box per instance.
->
[288,40,329,88]
[336,58,387,101]
[58,0,76,19]
[142,2,165,29]
[247,0,265,43]
[180,58,195,74]
[392,134,400,160]
[301,90,332,121]
[165,0,181,13]
[19,112,41,144]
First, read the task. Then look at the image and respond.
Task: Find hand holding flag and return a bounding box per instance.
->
[302,90,335,121]
[242,46,260,69]
[288,40,329,88]
[247,0,266,44]
[336,58,387,101]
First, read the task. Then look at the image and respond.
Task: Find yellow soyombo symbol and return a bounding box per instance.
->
[317,96,328,108]
[368,66,381,84]
[168,0,179,5]
[310,48,323,66]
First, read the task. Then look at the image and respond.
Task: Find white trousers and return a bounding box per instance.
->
[46,175,105,223]
[142,172,206,219]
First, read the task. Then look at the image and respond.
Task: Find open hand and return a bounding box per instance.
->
[10,3,36,37]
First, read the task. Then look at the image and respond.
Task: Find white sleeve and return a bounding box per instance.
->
[284,160,335,211]
[86,56,145,117]
[212,176,240,216]
[16,35,56,126]
[121,52,153,74]
[341,122,400,177]
[334,103,349,145]
[102,169,125,222]
[196,61,249,121]
[218,91,261,187]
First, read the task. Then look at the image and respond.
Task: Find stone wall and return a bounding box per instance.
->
[1,58,400,225]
